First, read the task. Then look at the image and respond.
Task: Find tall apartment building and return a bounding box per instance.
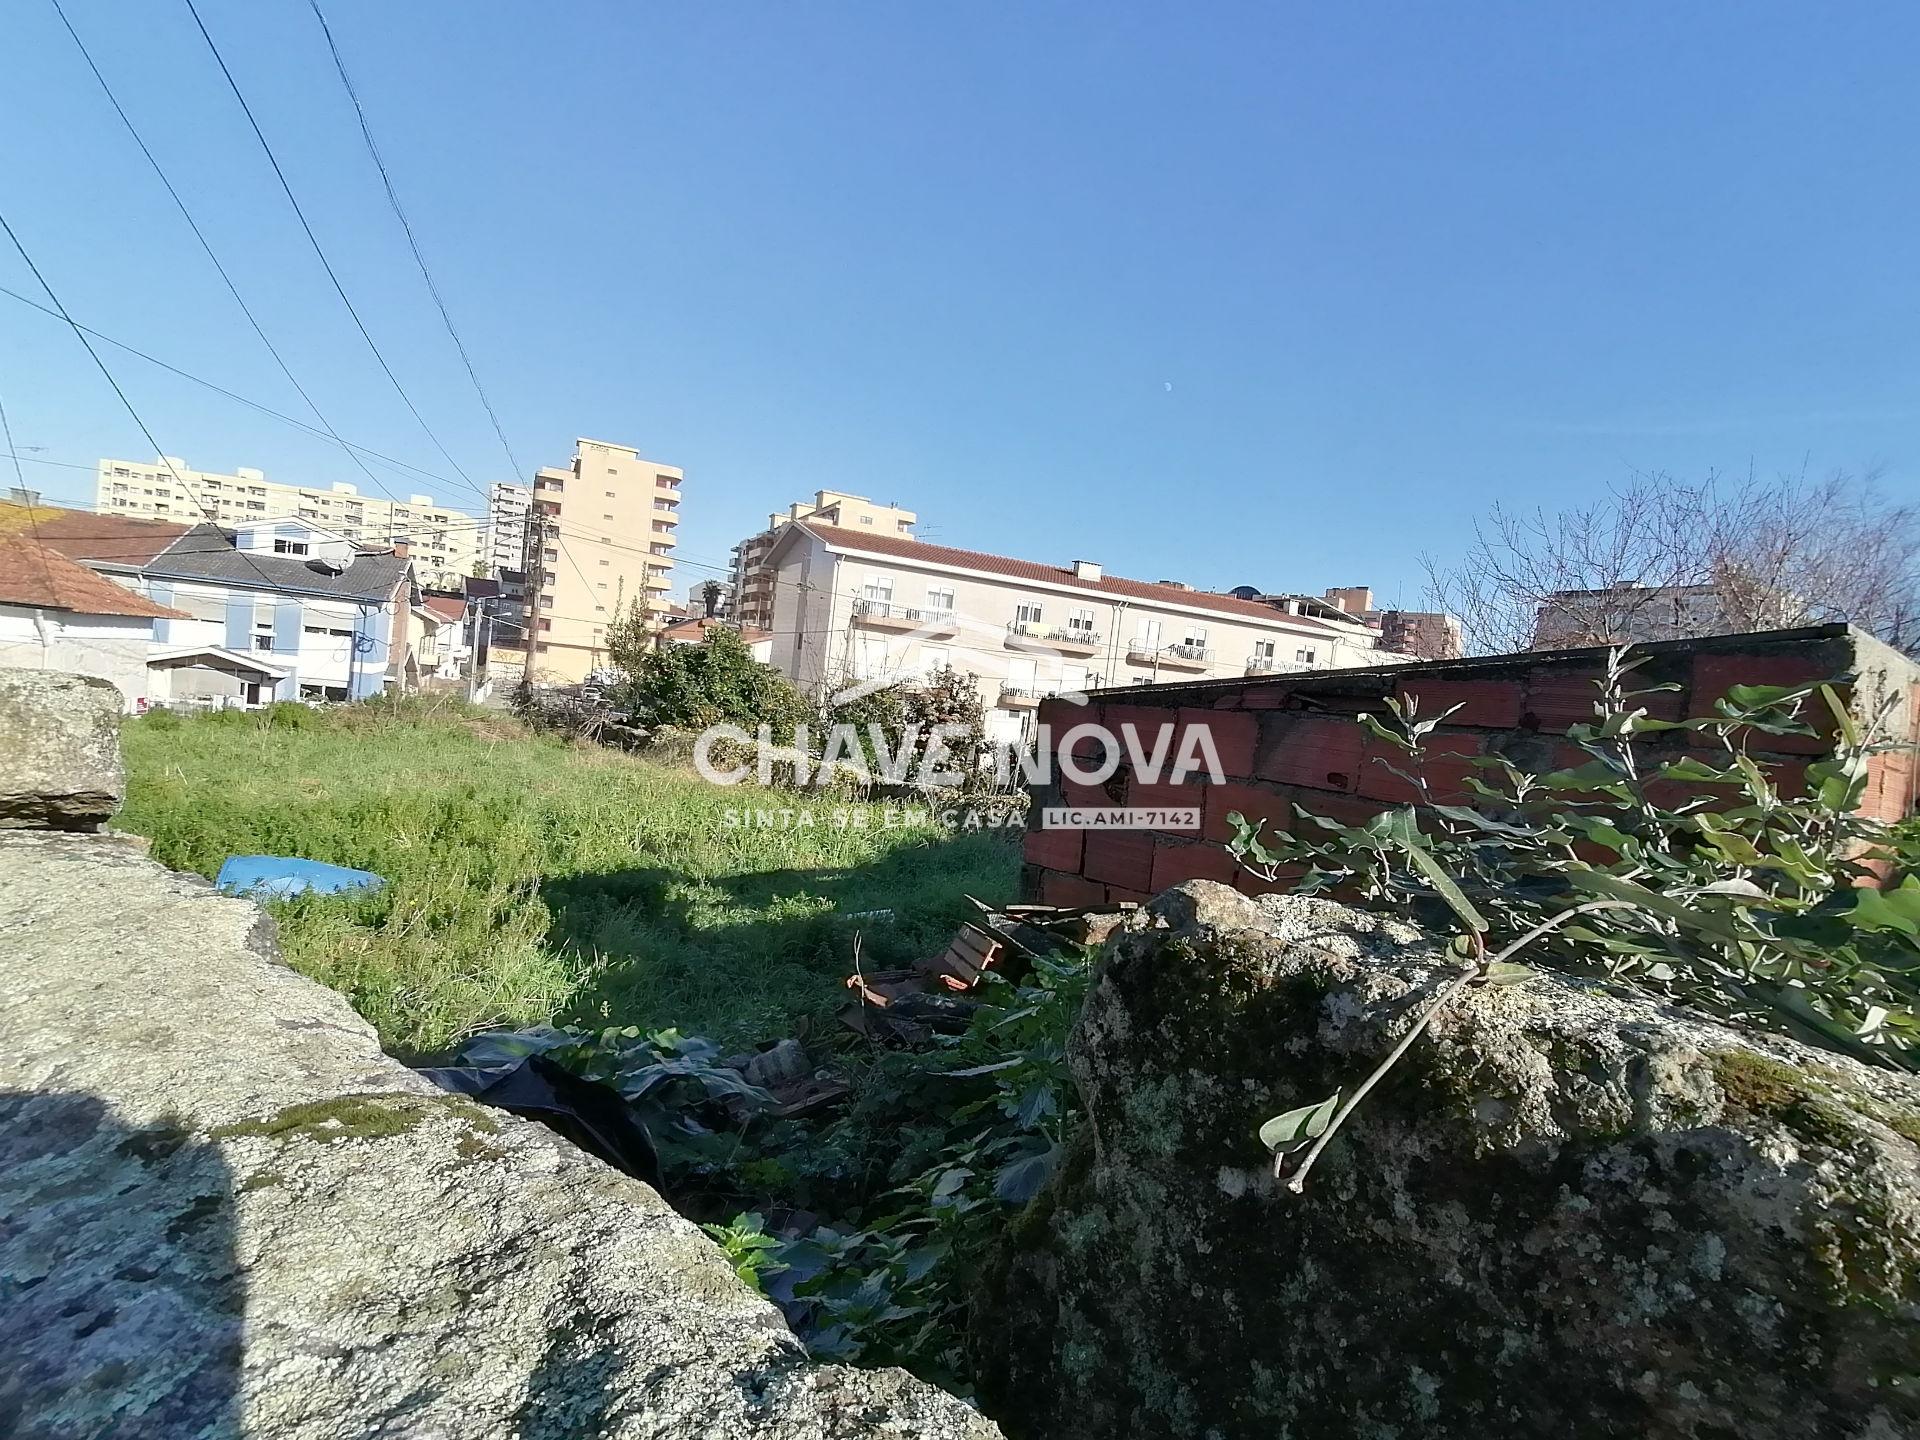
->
[487,481,531,574]
[729,491,917,630]
[489,438,683,685]
[96,456,481,587]
[762,523,1400,744]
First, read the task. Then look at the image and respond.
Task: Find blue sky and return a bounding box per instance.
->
[3,2,1916,607]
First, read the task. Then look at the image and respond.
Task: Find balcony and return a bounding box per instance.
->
[852,599,958,637]
[1005,621,1101,656]
[1126,640,1213,672]
[1247,655,1314,676]
[998,683,1043,709]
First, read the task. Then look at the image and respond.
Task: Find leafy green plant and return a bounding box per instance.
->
[1232,649,1918,1068]
[702,1212,789,1290]
[616,622,812,739]
[1229,648,1920,1187]
[457,942,1094,1389]
[455,1024,775,1177]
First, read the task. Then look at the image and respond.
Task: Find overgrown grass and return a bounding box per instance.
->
[121,701,1020,1057]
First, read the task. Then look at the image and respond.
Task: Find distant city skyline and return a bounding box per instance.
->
[4,1,1915,611]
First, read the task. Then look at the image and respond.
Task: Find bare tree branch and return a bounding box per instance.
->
[1424,467,1920,656]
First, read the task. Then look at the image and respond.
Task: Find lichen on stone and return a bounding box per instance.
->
[970,881,1920,1440]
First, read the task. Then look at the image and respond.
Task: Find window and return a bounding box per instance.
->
[1068,606,1095,635]
[1137,619,1163,651]
[859,515,873,525]
[603,512,615,521]
[1015,602,1043,627]
[1253,640,1275,661]
[652,521,673,533]
[538,619,552,632]
[539,594,553,607]
[607,466,618,475]
[1005,656,1037,692]
[303,625,354,639]
[1183,625,1209,649]
[852,631,891,680]
[897,519,911,532]
[927,586,955,612]
[253,635,274,652]
[605,489,617,498]
[863,575,894,603]
[1295,647,1317,664]
[247,501,267,512]
[598,558,611,567]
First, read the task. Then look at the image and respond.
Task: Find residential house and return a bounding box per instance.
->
[1227,584,1463,662]
[762,523,1404,743]
[134,519,417,703]
[0,528,186,708]
[419,591,471,682]
[656,615,774,663]
[96,455,481,587]
[1532,582,1739,650]
[730,492,917,630]
[16,502,288,707]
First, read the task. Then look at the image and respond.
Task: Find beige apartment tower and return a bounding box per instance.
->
[506,438,682,684]
[730,491,916,629]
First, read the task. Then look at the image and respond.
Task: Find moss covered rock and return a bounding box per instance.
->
[970,881,1920,1440]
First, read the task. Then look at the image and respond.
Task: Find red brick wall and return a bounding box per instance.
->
[1022,626,1920,905]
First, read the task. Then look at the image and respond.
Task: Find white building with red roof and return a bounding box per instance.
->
[760,521,1405,740]
[0,520,188,709]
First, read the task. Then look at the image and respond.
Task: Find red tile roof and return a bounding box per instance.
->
[795,523,1343,630]
[422,594,467,622]
[0,532,188,619]
[0,503,190,566]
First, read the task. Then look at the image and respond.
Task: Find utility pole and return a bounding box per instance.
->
[515,507,548,706]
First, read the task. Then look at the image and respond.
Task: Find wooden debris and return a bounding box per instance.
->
[838,896,1132,1045]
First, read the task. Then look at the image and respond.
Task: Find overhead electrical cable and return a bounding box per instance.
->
[48,0,419,516]
[0,206,293,593]
[0,285,470,495]
[302,0,523,485]
[180,0,485,505]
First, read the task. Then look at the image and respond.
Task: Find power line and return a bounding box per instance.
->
[0,284,468,494]
[180,0,485,505]
[0,206,288,594]
[46,0,416,517]
[303,0,522,484]
[0,385,62,597]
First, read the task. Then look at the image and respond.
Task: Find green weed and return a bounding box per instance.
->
[120,703,1019,1057]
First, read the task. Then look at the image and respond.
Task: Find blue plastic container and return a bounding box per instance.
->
[215,855,386,899]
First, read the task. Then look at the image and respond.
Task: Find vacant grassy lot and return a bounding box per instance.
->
[121,703,1020,1057]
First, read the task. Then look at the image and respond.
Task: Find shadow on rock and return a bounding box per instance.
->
[0,1091,243,1439]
